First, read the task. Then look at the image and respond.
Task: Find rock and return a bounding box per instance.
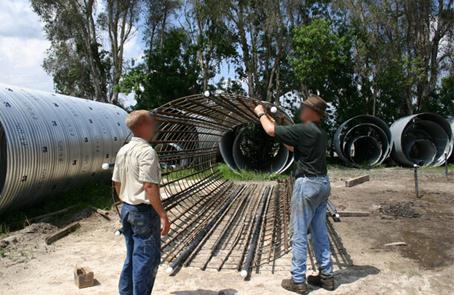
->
[379,201,421,218]
[0,239,9,248]
[2,236,18,245]
[22,223,56,234]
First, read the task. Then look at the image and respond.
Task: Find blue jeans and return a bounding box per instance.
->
[119,203,161,295]
[290,176,333,283]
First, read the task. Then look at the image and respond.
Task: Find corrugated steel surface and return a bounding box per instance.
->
[390,113,453,167]
[334,115,392,167]
[0,84,129,212]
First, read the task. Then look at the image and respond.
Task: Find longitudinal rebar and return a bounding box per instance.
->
[152,91,307,279]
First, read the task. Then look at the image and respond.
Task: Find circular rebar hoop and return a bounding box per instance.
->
[154,93,294,202]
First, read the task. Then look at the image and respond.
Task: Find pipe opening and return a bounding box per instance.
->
[347,136,382,166]
[391,113,453,166]
[334,116,392,167]
[220,123,289,173]
[406,139,437,166]
[155,123,198,169]
[0,121,6,195]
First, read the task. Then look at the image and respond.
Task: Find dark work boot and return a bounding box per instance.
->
[281,279,308,294]
[307,273,335,291]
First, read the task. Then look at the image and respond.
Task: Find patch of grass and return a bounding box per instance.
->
[0,181,112,234]
[0,223,9,235]
[217,164,290,181]
[421,163,454,171]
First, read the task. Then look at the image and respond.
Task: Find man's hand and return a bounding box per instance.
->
[284,144,294,152]
[160,213,170,236]
[254,104,266,116]
[143,182,170,235]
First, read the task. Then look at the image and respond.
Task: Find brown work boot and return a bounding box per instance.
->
[307,273,335,291]
[281,279,308,294]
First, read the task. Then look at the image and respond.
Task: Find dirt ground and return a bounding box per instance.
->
[1,167,453,295]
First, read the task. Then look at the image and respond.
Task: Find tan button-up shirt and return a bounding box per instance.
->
[112,137,161,205]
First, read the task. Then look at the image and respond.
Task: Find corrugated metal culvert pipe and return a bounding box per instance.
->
[0,85,129,212]
[449,116,454,162]
[390,113,453,167]
[333,115,392,167]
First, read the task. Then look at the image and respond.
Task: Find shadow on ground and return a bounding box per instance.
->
[171,289,238,295]
[335,264,380,287]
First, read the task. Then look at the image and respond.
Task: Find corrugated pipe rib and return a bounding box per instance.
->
[0,85,129,212]
[334,115,392,167]
[390,113,453,167]
[449,117,454,162]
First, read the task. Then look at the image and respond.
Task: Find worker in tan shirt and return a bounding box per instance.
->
[112,110,170,295]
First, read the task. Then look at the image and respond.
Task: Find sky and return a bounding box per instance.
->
[0,0,144,93]
[0,0,237,97]
[0,1,53,91]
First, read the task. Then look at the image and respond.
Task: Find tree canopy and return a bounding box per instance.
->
[32,0,454,126]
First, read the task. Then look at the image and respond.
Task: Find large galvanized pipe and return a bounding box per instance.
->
[448,116,454,163]
[334,115,392,167]
[220,123,291,173]
[0,85,129,212]
[390,113,453,167]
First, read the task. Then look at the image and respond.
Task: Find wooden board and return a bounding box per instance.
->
[345,175,370,187]
[45,222,80,245]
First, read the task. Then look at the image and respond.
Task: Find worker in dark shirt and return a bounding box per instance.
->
[254,95,334,294]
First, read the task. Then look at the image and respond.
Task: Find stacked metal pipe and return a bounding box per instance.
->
[390,113,453,167]
[333,115,392,167]
[448,116,454,162]
[0,85,129,212]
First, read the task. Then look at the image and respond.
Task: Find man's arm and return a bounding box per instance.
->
[139,149,170,236]
[254,105,276,137]
[143,182,165,216]
[284,144,294,152]
[113,181,121,196]
[254,104,301,147]
[144,182,170,235]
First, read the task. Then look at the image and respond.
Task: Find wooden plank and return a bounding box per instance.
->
[384,242,407,247]
[74,266,95,289]
[345,175,370,187]
[338,211,370,217]
[45,222,80,245]
[29,206,76,222]
[91,208,111,220]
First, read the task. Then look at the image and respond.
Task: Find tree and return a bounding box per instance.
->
[32,0,108,101]
[101,0,142,104]
[42,40,110,98]
[291,18,360,124]
[143,0,181,51]
[32,0,142,103]
[338,0,454,115]
[225,0,332,101]
[184,0,237,91]
[120,29,202,109]
[422,74,454,116]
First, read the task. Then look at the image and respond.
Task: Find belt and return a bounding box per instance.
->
[122,202,151,211]
[295,173,326,179]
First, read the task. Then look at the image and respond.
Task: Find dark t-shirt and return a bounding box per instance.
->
[275,122,327,176]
